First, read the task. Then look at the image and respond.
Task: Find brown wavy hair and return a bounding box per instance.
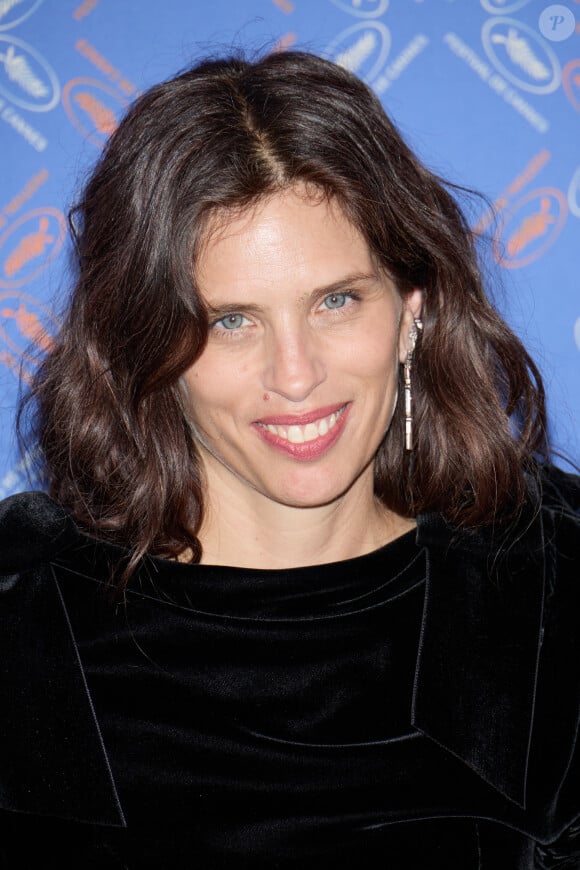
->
[19,50,548,575]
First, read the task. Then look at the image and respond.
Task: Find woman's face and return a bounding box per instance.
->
[183,187,420,512]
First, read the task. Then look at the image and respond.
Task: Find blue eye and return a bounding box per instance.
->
[218,313,245,330]
[323,293,347,309]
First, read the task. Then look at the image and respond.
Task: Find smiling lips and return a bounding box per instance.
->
[253,403,350,460]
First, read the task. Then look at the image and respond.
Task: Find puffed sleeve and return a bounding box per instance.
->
[532,466,580,862]
[0,491,125,827]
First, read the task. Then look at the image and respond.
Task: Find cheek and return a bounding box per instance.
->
[182,359,249,434]
[348,326,400,383]
[181,364,216,422]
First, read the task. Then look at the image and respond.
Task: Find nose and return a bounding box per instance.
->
[261,323,326,403]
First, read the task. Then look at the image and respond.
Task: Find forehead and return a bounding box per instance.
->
[196,187,376,300]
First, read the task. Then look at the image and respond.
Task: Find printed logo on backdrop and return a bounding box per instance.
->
[0,290,55,382]
[0,0,43,31]
[480,0,532,14]
[481,18,561,94]
[568,166,580,219]
[0,207,66,289]
[0,34,59,111]
[493,187,567,269]
[563,59,580,112]
[330,0,389,19]
[63,77,128,147]
[324,21,390,85]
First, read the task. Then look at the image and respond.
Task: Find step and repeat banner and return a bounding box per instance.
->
[0,0,578,497]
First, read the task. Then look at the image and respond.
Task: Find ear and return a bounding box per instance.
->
[398,288,423,364]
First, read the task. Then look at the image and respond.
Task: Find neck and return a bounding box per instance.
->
[197,461,415,570]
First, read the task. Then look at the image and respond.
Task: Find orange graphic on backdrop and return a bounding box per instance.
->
[74,91,118,136]
[271,0,294,12]
[4,217,56,278]
[506,197,556,257]
[563,59,580,112]
[0,348,26,382]
[0,301,52,352]
[0,290,56,382]
[62,77,128,147]
[494,187,567,269]
[0,208,66,290]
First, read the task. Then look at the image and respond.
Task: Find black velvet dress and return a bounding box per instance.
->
[1,468,580,867]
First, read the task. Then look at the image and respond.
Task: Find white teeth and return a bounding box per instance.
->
[261,407,344,444]
[287,425,304,444]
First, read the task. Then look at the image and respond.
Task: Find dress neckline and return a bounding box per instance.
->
[125,527,426,620]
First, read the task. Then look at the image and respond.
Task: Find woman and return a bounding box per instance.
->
[0,50,578,868]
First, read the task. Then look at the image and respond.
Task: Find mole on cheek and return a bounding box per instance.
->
[263,393,270,402]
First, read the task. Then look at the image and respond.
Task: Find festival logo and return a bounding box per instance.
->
[0,34,59,111]
[0,0,43,31]
[330,0,389,19]
[482,18,561,94]
[62,77,128,147]
[0,289,55,380]
[324,21,390,84]
[563,59,580,112]
[480,0,532,14]
[0,207,66,289]
[493,187,567,268]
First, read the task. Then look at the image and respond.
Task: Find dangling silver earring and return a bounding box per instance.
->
[404,318,423,451]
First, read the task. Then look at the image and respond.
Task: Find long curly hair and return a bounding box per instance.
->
[19,50,548,579]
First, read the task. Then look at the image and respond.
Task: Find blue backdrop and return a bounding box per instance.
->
[0,0,578,498]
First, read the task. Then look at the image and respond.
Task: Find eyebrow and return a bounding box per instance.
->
[204,272,379,319]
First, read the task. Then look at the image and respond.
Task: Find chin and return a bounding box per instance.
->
[264,477,357,510]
